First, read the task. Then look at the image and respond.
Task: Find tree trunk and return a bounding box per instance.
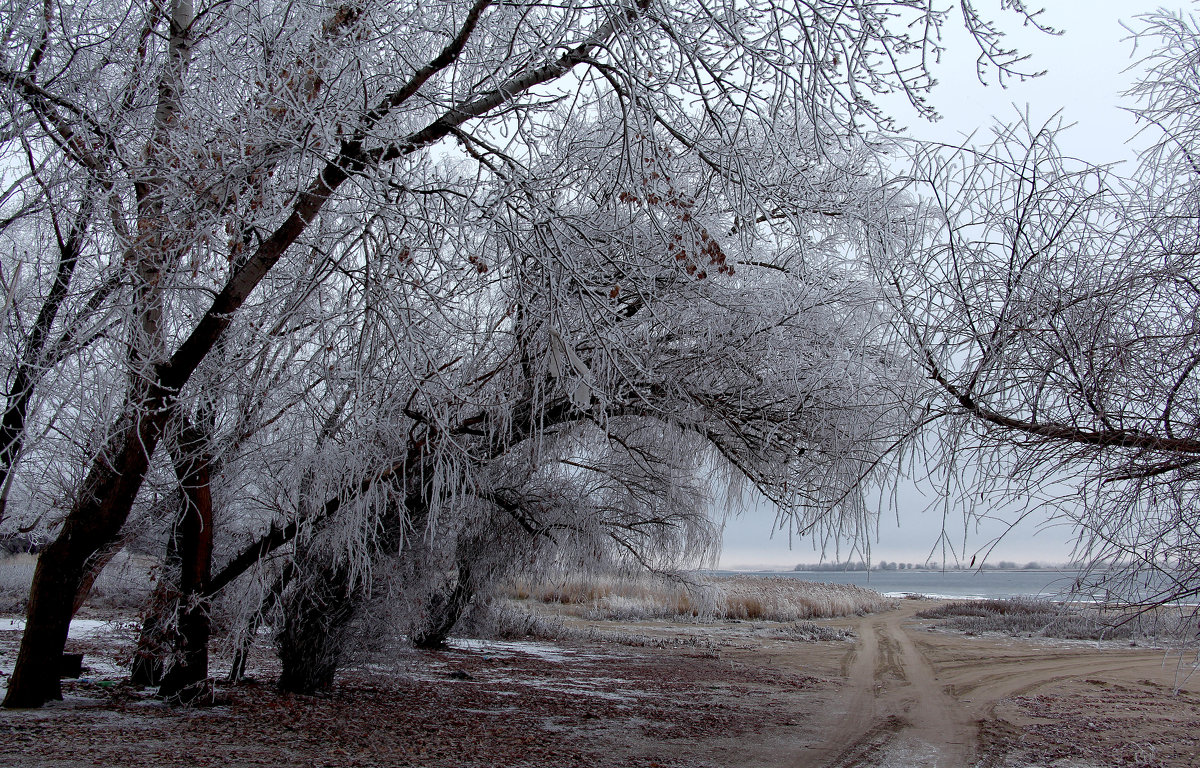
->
[71,543,124,616]
[227,566,291,684]
[275,555,357,695]
[129,605,172,687]
[2,406,163,708]
[130,518,180,687]
[0,548,85,705]
[411,564,473,649]
[156,424,215,701]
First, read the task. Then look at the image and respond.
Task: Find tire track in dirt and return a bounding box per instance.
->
[940,651,1184,714]
[804,613,974,768]
[911,631,1190,705]
[789,599,1200,767]
[816,618,899,767]
[819,715,908,768]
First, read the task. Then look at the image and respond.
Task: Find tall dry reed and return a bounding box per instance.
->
[507,572,893,621]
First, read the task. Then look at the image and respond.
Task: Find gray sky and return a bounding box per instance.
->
[718,1,1181,570]
[916,0,1171,164]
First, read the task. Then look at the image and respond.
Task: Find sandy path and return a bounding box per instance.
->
[793,602,1200,768]
[803,610,974,767]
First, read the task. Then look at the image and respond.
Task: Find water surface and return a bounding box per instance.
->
[714,569,1087,600]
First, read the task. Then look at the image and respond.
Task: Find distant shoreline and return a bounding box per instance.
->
[706,568,1200,606]
[703,568,1090,602]
[712,567,1079,574]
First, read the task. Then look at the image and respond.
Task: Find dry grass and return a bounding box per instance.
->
[0,553,37,611]
[775,621,855,642]
[917,598,1197,643]
[717,575,894,621]
[465,600,721,655]
[506,571,894,622]
[0,551,153,612]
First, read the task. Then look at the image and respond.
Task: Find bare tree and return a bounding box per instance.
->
[875,9,1200,610]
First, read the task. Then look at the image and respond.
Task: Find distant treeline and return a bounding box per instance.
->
[792,560,1055,572]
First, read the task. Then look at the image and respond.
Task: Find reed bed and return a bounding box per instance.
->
[507,572,894,622]
[717,575,894,620]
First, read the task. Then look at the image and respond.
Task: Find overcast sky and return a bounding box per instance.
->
[718,1,1185,570]
[915,0,1177,164]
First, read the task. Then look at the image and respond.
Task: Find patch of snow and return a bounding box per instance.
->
[477,673,644,703]
[1,617,132,639]
[875,738,939,767]
[447,638,573,663]
[525,681,637,702]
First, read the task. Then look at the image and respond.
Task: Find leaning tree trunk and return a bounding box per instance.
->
[1,405,165,707]
[275,554,358,695]
[71,544,125,616]
[411,563,474,649]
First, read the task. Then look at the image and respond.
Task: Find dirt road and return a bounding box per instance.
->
[802,608,974,767]
[795,602,1200,767]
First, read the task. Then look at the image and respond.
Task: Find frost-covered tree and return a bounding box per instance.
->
[0,0,1045,706]
[875,10,1200,610]
[257,116,926,692]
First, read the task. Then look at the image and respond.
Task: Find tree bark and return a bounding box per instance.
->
[2,404,163,706]
[156,421,215,701]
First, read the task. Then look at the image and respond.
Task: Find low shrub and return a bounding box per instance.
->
[776,621,855,642]
[461,600,568,641]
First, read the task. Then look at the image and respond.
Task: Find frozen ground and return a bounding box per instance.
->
[1,602,1198,767]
